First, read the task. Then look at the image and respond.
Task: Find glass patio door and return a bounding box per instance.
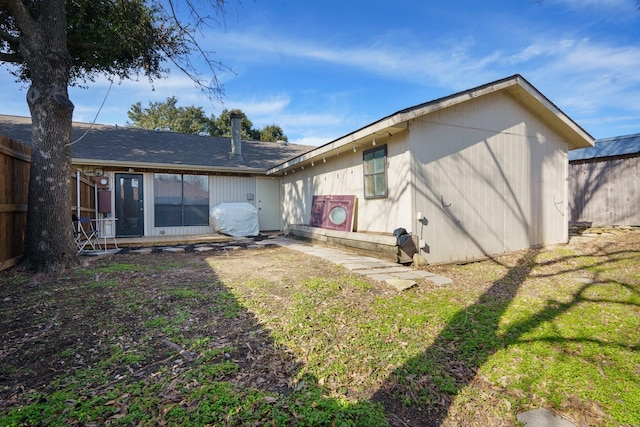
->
[115,173,144,236]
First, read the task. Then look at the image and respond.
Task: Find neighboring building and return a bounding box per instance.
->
[0,115,313,238]
[267,75,594,264]
[568,133,640,227]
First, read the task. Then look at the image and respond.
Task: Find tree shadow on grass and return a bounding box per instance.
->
[0,249,387,426]
[372,243,640,426]
[2,242,638,426]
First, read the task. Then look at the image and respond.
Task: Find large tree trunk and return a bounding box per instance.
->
[19,0,80,272]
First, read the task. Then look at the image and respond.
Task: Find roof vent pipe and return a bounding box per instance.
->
[229,112,244,162]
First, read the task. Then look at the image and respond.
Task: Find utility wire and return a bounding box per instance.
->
[66,80,114,147]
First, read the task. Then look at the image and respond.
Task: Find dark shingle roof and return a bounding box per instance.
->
[0,115,313,172]
[569,133,640,161]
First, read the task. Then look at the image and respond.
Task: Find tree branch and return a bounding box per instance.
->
[0,0,37,40]
[0,26,20,45]
[0,50,22,63]
[160,0,233,100]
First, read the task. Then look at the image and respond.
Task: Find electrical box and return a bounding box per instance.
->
[93,176,110,189]
[98,190,112,213]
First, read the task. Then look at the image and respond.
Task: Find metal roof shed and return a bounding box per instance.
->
[569,133,640,227]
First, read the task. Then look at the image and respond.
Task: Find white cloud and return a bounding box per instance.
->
[208,26,640,139]
[230,96,290,117]
[290,135,337,147]
[270,112,351,145]
[4,5,637,143]
[212,30,503,89]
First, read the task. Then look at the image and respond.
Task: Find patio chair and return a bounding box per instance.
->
[73,216,101,252]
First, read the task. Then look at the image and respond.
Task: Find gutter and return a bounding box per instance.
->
[266,120,408,175]
[72,158,268,175]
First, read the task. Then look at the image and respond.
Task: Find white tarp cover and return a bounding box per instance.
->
[210,202,259,237]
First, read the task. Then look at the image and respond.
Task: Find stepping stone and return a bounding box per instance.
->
[254,241,278,248]
[368,274,397,282]
[385,279,417,291]
[193,246,215,252]
[340,263,376,270]
[130,248,153,254]
[516,408,574,427]
[163,247,185,253]
[356,267,412,275]
[390,271,437,280]
[222,246,242,250]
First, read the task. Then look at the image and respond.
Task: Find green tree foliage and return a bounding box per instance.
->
[0,0,230,272]
[211,108,259,140]
[260,124,288,142]
[128,97,210,134]
[128,100,289,141]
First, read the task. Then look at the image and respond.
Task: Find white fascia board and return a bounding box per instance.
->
[506,78,594,149]
[266,119,408,175]
[400,78,520,121]
[266,79,520,176]
[72,158,267,174]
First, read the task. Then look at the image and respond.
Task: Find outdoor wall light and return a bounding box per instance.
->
[353,146,357,152]
[372,138,377,146]
[311,161,315,167]
[323,157,326,163]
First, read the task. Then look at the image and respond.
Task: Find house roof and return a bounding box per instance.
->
[267,74,594,175]
[0,115,314,174]
[568,133,640,161]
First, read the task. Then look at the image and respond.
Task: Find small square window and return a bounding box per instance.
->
[363,145,387,198]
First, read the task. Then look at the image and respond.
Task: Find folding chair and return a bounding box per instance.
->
[73,216,101,252]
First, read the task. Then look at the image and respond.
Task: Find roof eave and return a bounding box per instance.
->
[72,158,268,175]
[267,75,594,175]
[266,119,408,175]
[503,76,594,150]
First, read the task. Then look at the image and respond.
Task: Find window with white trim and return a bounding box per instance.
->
[363,145,387,198]
[154,173,209,227]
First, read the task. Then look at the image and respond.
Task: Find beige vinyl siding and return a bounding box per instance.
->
[410,91,569,263]
[282,133,413,233]
[148,174,256,236]
[209,175,256,208]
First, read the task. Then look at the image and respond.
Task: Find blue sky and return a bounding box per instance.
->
[1,0,639,145]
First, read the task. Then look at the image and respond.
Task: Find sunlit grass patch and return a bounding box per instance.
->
[3,236,640,426]
[481,250,640,425]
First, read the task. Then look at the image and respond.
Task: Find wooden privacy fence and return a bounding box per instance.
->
[0,135,30,271]
[0,135,96,270]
